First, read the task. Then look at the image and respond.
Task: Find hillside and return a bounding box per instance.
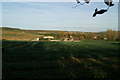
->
[1,27,120,41]
[0,27,65,41]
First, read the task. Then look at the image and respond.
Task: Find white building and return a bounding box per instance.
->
[43,36,54,39]
[103,37,108,40]
[94,36,97,39]
[43,36,54,40]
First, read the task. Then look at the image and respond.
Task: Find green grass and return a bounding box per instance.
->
[2,40,120,79]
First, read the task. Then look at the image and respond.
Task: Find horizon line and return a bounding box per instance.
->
[0,26,119,32]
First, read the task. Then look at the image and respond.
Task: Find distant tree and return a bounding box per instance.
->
[106,29,116,41]
[79,36,85,40]
[118,31,120,41]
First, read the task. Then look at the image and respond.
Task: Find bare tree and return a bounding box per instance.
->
[75,0,114,17]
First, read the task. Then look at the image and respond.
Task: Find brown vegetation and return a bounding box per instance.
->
[1,27,120,41]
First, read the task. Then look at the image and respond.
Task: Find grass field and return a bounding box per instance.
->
[2,40,120,79]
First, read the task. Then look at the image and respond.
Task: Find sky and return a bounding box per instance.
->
[1,1,119,32]
[1,0,119,2]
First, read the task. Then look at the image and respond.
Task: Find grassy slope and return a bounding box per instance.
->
[2,40,120,79]
[1,27,42,41]
[1,27,65,41]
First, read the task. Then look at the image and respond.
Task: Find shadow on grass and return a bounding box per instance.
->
[2,40,120,79]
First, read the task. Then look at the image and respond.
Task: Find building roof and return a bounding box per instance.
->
[43,36,54,39]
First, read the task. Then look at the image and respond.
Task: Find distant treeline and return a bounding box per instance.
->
[1,27,120,41]
[44,29,120,41]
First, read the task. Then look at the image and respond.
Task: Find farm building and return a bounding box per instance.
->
[43,36,54,40]
[32,36,54,41]
[61,36,75,41]
[103,37,108,40]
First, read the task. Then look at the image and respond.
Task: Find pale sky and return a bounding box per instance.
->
[1,1,119,32]
[1,0,119,2]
